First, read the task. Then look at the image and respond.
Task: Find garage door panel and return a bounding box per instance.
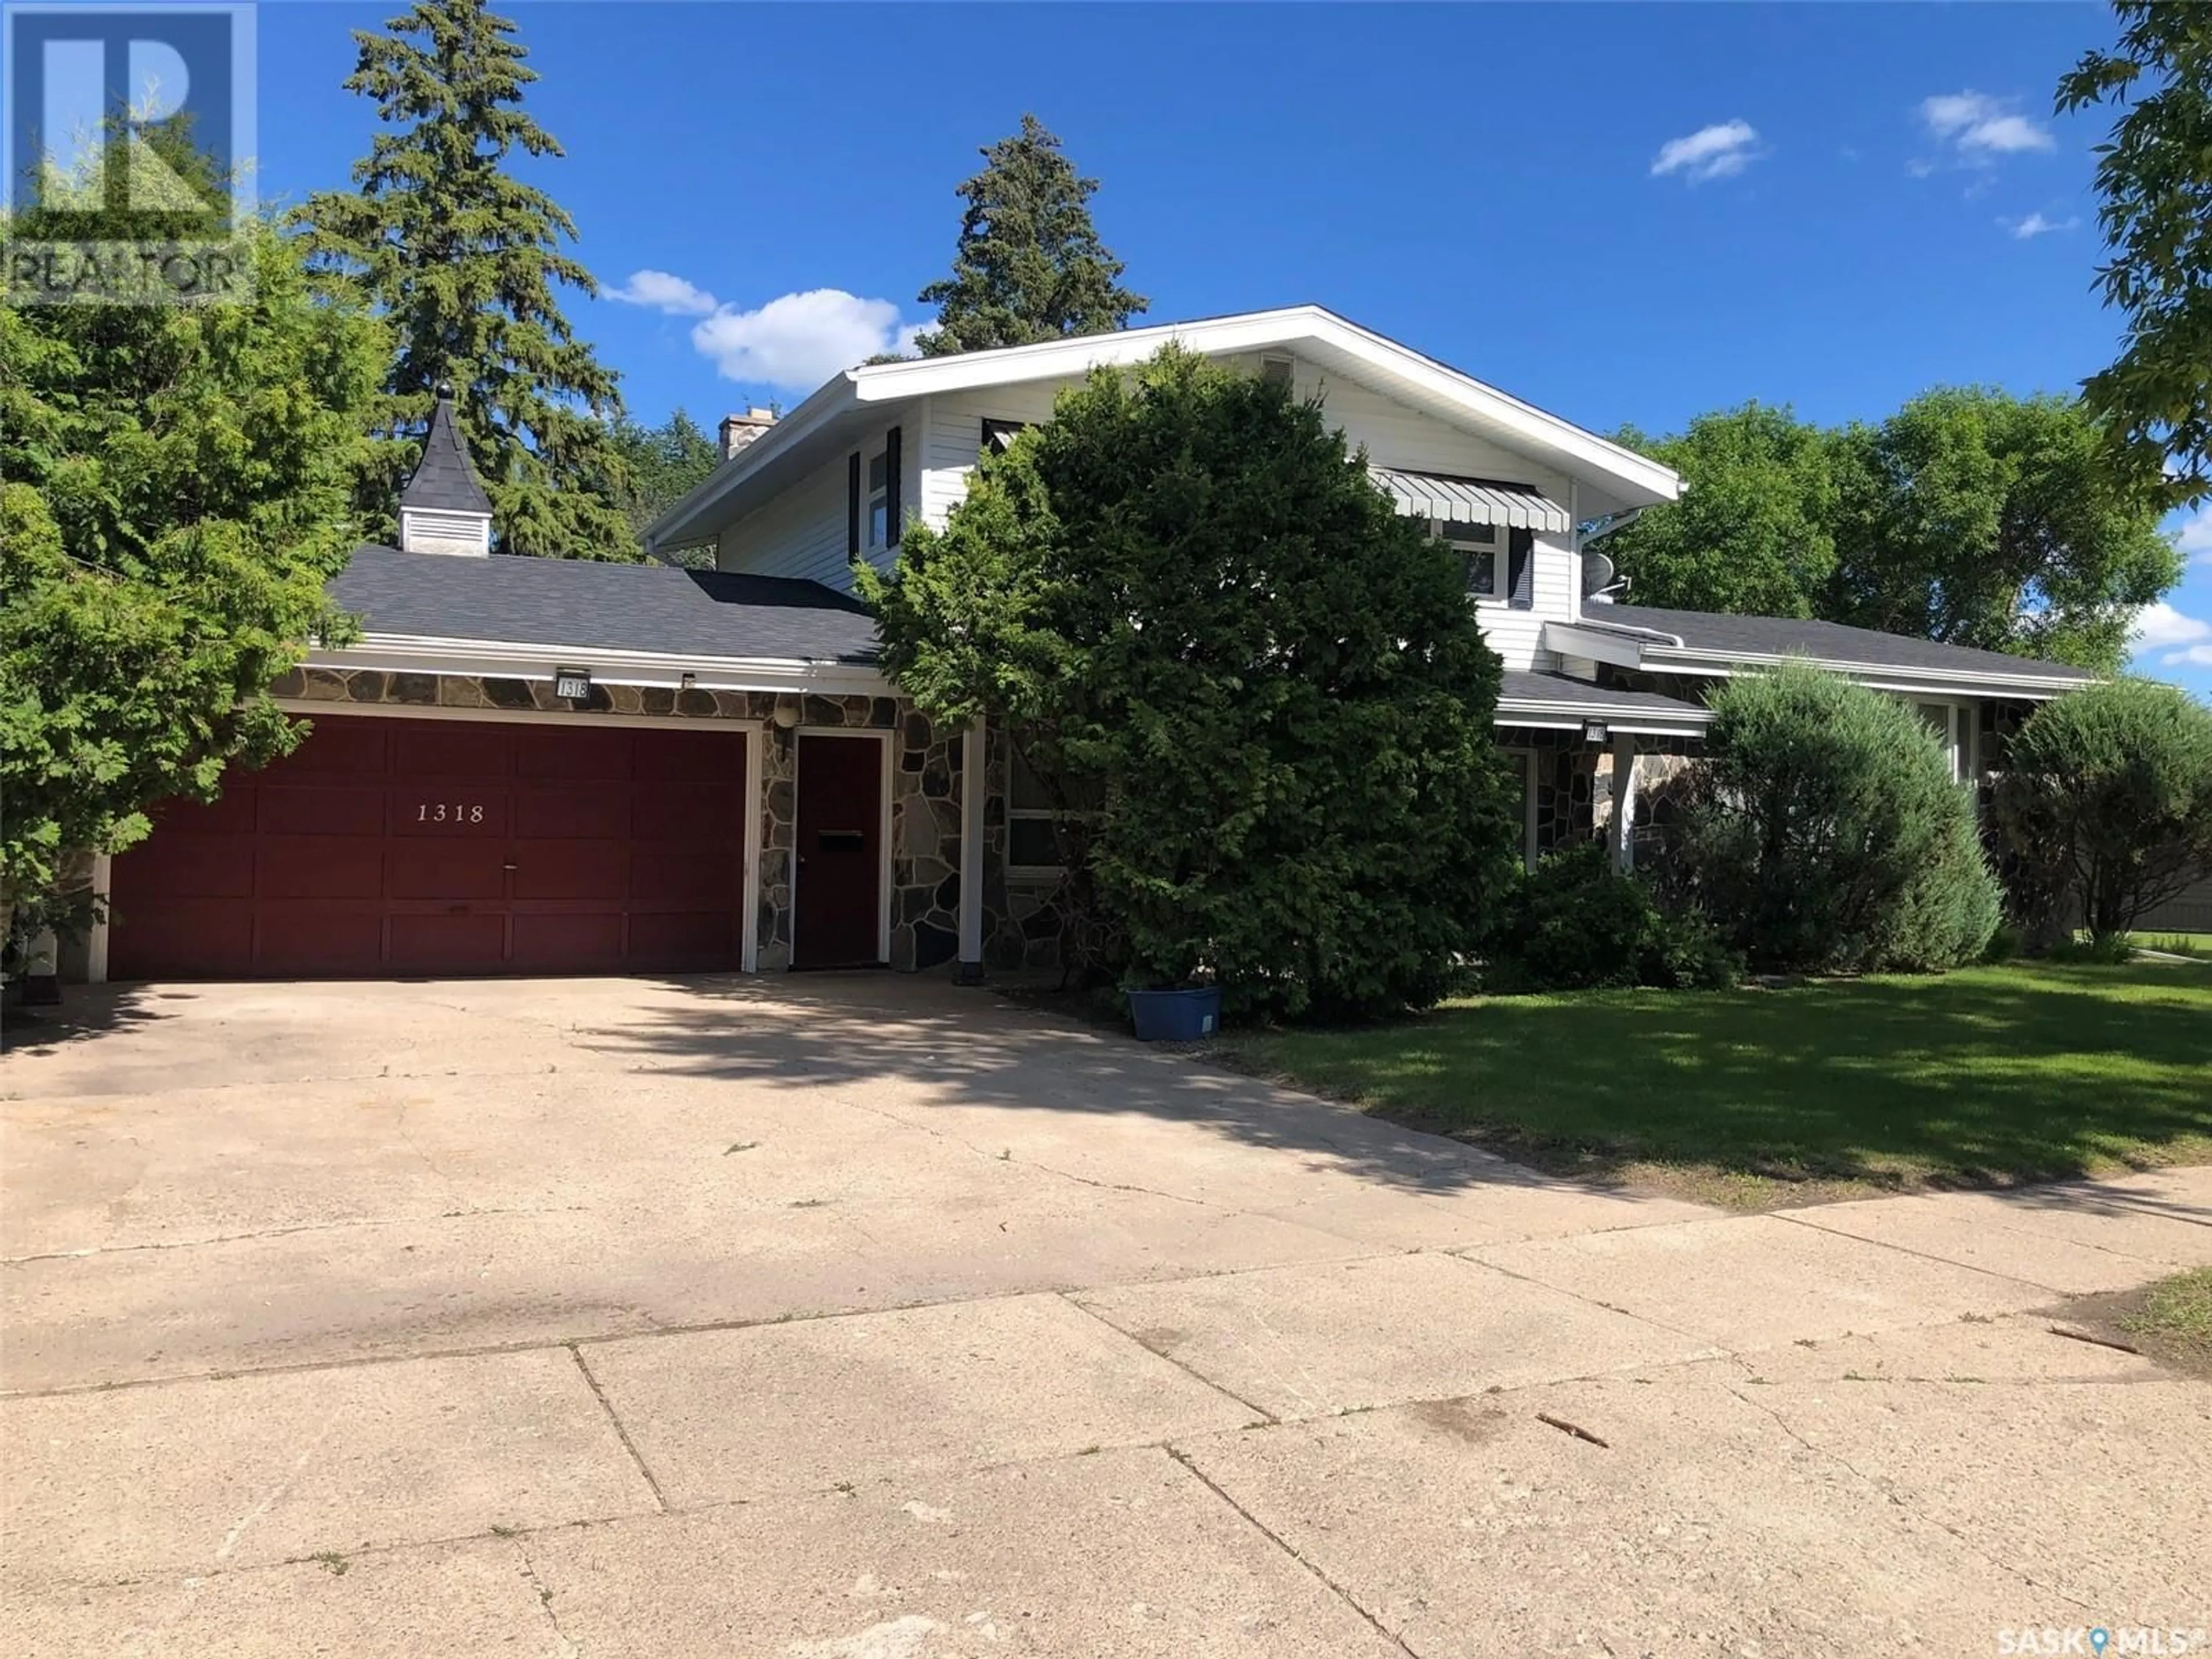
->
[389,840,509,900]
[116,832,255,901]
[632,730,746,781]
[260,785,387,837]
[108,903,255,978]
[391,723,516,778]
[259,836,385,899]
[387,912,507,973]
[512,789,632,841]
[143,786,259,836]
[512,912,624,970]
[630,783,741,835]
[257,907,385,974]
[511,839,626,900]
[513,726,631,780]
[628,908,736,968]
[262,719,388,778]
[630,850,736,905]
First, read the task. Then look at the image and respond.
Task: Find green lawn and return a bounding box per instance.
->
[2128,930,2212,961]
[1219,960,2212,1208]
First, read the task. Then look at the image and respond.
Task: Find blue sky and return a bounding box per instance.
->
[248,1,2210,694]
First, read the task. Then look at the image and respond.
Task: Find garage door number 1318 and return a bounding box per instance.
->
[417,802,485,823]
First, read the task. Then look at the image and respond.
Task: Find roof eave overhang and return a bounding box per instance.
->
[309,634,893,698]
[1493,699,1709,739]
[1547,622,2094,702]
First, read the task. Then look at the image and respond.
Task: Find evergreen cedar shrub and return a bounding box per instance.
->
[1659,663,2002,973]
[1993,680,2212,944]
[1483,842,1740,992]
[863,346,1522,1022]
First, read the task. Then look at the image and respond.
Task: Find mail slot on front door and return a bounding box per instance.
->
[816,830,866,852]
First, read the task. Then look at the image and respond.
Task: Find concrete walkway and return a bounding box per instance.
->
[3,975,2206,1656]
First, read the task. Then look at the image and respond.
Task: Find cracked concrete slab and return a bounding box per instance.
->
[522,1446,1405,1658]
[1073,1252,1717,1419]
[1176,1366,2095,1656]
[1472,1213,2056,1353]
[1780,1181,2212,1294]
[1,1349,656,1585]
[6,1536,561,1659]
[575,1293,1256,1509]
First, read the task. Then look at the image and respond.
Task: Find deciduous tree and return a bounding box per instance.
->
[0,228,385,932]
[298,0,635,558]
[2059,2,2212,505]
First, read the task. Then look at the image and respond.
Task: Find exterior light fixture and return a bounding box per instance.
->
[772,702,800,729]
[1582,720,1610,745]
[679,672,697,691]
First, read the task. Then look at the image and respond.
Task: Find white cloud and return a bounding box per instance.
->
[2164,644,2212,669]
[604,269,718,316]
[2134,601,2212,652]
[1920,91,2055,158]
[689,289,923,389]
[2175,506,2212,566]
[1650,120,1763,183]
[2003,211,2080,240]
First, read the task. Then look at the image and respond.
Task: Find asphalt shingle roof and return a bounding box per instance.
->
[330,546,882,663]
[399,392,494,514]
[1498,669,1708,718]
[1586,604,2096,681]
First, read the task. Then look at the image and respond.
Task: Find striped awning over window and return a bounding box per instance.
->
[1370,467,1570,535]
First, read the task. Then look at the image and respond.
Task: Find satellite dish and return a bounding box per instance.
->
[1581,550,1616,597]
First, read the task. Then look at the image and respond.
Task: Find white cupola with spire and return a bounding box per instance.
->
[397,384,494,556]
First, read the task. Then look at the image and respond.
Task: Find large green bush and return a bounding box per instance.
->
[1484,841,1739,992]
[865,345,1522,1021]
[1993,679,2212,944]
[1664,663,2002,972]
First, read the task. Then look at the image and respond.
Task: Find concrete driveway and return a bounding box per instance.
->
[4,975,2207,1656]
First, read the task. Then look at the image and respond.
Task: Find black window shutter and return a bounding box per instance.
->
[847,452,861,557]
[1507,528,1535,609]
[885,426,903,547]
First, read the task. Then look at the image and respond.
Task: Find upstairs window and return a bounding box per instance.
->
[1435,519,1501,599]
[866,452,889,548]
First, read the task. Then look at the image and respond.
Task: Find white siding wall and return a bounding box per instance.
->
[716,418,922,592]
[727,351,1594,664]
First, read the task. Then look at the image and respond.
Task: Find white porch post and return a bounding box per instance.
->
[1609,732,1639,872]
[956,719,986,983]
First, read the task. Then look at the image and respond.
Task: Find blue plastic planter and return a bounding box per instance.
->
[1127,986,1221,1041]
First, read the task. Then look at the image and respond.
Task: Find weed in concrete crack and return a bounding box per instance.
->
[1958,1311,1994,1323]
[789,1198,828,1209]
[832,1481,857,1497]
[311,1551,350,1577]
[490,1524,517,1537]
[725,1141,759,1155]
[1841,1370,1877,1381]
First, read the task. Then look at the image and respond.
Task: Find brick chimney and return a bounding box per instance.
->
[718,407,777,460]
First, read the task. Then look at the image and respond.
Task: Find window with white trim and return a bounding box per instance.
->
[1435,518,1501,599]
[1912,699,1978,783]
[1005,743,1103,877]
[865,451,889,548]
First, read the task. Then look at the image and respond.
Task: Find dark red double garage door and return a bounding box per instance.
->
[109,714,749,979]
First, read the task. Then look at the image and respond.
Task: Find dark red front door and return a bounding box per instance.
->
[792,733,884,968]
[108,714,749,979]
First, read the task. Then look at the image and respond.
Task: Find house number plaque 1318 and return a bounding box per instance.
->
[417,803,486,823]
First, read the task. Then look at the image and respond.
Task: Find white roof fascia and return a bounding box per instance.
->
[649,306,1683,548]
[310,635,895,698]
[1492,699,1710,738]
[1546,621,2092,700]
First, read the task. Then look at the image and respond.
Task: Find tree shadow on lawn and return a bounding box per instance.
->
[1227,961,2212,1198]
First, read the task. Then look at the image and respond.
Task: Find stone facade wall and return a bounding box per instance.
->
[272,666,990,976]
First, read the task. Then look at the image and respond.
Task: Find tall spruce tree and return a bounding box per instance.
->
[914,115,1146,356]
[297,0,636,559]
